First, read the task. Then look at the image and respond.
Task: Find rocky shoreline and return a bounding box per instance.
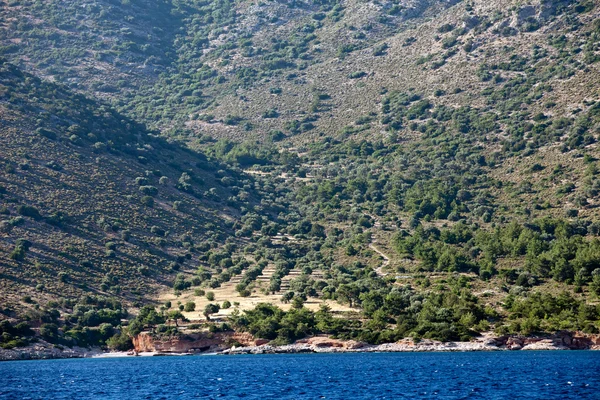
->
[218,333,599,355]
[2,331,599,361]
[0,341,103,361]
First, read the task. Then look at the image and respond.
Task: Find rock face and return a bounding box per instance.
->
[132,330,600,356]
[132,332,258,353]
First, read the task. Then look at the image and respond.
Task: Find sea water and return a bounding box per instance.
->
[1,351,599,399]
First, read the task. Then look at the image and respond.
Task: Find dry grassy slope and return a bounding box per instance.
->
[0,0,181,102]
[0,0,468,129]
[2,0,600,317]
[188,0,600,222]
[160,279,357,322]
[3,0,597,142]
[192,0,598,143]
[0,64,248,314]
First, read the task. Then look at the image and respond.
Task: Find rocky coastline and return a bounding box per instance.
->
[2,331,599,361]
[0,341,103,361]
[219,332,600,355]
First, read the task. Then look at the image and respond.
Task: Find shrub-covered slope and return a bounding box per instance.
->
[0,60,254,313]
[2,0,600,350]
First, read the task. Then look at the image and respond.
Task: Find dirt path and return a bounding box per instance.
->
[369,243,390,276]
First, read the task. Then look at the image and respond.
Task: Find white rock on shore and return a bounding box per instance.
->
[220,338,506,355]
[0,341,102,361]
[219,334,583,355]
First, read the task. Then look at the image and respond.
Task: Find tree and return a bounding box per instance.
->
[106,332,133,351]
[292,296,305,309]
[129,306,166,335]
[167,310,187,327]
[315,304,335,333]
[40,323,59,343]
[591,269,600,296]
[204,303,220,321]
[281,291,295,304]
[336,284,360,307]
[184,301,196,312]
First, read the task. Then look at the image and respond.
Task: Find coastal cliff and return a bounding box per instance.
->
[132,331,600,355]
[3,331,599,361]
[132,332,261,353]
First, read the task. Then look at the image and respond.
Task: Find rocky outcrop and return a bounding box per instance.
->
[221,332,600,355]
[0,341,100,361]
[297,336,366,350]
[5,330,599,361]
[133,330,600,356]
[132,332,258,354]
[496,331,600,351]
[222,337,501,355]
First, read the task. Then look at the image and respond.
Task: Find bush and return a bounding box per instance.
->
[139,186,158,196]
[17,205,42,220]
[135,177,149,186]
[438,23,454,33]
[150,226,165,236]
[40,323,60,343]
[349,71,367,79]
[206,292,215,301]
[106,332,133,351]
[58,272,69,283]
[173,274,191,291]
[203,303,220,320]
[140,196,154,207]
[224,115,243,126]
[184,302,196,312]
[37,127,57,140]
[9,246,26,261]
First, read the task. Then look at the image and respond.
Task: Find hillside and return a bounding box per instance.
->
[2,0,600,353]
[2,0,598,141]
[0,60,264,313]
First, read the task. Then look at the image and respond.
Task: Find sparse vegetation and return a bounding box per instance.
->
[1,0,600,351]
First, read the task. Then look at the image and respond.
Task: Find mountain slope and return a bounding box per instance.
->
[2,0,600,351]
[0,60,253,313]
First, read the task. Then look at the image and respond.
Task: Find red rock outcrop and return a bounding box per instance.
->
[133,330,600,355]
[132,332,258,353]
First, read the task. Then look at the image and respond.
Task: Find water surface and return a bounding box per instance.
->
[1,351,599,399]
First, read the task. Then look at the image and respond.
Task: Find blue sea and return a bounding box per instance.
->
[1,352,599,399]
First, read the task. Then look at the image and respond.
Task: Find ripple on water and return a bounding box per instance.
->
[1,352,600,399]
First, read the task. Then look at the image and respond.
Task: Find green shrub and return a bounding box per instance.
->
[349,71,367,79]
[139,186,158,196]
[106,332,133,351]
[17,205,42,220]
[140,196,154,207]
